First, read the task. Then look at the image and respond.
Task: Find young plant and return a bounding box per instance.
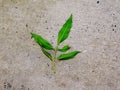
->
[31,14,81,73]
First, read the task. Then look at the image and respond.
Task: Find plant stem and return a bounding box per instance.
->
[52,45,58,73]
[52,58,56,73]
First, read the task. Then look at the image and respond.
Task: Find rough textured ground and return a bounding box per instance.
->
[0,0,120,90]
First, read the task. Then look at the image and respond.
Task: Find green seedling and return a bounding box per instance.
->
[31,14,81,73]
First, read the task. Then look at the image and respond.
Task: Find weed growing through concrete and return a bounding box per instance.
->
[31,14,81,73]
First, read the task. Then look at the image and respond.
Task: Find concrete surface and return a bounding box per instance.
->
[0,0,120,90]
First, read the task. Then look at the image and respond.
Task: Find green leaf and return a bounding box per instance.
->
[41,48,53,61]
[57,51,80,60]
[58,45,70,52]
[57,14,72,45]
[31,33,53,50]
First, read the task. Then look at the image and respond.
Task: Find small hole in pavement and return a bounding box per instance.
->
[97,1,99,4]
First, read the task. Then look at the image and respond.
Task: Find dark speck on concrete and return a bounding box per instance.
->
[4,82,6,89]
[85,30,87,32]
[26,24,28,27]
[38,57,41,59]
[7,83,12,88]
[47,63,49,67]
[97,1,99,4]
[112,29,117,33]
[112,13,115,15]
[21,85,24,87]
[111,24,116,27]
[4,82,12,89]
[112,29,114,31]
[46,27,48,29]
[15,7,18,9]
[20,85,26,90]
[2,27,5,29]
[45,20,47,23]
[33,44,35,45]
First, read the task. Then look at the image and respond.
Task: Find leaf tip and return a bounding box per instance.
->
[70,14,73,18]
[76,51,81,53]
[30,32,34,38]
[30,32,33,35]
